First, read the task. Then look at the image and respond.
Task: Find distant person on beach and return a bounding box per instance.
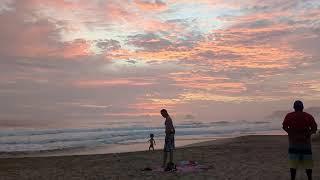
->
[283,100,318,180]
[161,109,176,170]
[148,133,156,151]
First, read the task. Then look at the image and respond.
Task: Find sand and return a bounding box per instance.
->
[0,135,319,180]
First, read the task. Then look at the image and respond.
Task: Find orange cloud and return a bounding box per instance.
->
[108,47,196,62]
[109,33,304,71]
[28,0,83,9]
[103,2,138,22]
[169,71,247,93]
[127,98,182,117]
[179,92,254,102]
[289,80,320,93]
[74,78,155,87]
[138,19,178,32]
[134,0,167,11]
[62,39,92,58]
[105,7,307,69]
[195,42,304,70]
[103,112,160,117]
[130,100,179,110]
[0,0,93,59]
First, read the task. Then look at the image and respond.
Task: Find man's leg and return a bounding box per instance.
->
[290,168,296,180]
[306,169,312,180]
[162,151,167,167]
[169,150,173,163]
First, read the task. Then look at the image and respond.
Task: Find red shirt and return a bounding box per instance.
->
[283,111,317,145]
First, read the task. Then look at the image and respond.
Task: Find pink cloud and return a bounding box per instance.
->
[170,71,247,93]
[139,19,178,32]
[1,0,320,122]
[102,2,138,22]
[74,78,155,87]
[133,0,167,11]
[62,39,92,58]
[29,0,83,9]
[0,1,92,59]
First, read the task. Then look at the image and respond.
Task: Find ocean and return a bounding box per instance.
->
[0,119,284,154]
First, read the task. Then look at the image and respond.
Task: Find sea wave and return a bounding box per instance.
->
[0,120,281,152]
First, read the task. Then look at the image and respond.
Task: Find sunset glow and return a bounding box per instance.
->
[1,0,320,123]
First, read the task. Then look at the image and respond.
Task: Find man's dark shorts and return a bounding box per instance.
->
[164,134,175,152]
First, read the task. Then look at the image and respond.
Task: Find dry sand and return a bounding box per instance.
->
[0,135,319,180]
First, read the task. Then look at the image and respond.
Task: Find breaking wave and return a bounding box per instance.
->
[0,120,281,152]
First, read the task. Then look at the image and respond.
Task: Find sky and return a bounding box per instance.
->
[0,0,320,128]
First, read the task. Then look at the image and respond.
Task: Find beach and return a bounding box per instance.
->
[0,135,319,180]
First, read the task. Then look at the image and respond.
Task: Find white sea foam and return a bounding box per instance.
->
[0,120,281,152]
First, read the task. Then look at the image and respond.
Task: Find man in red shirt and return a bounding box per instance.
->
[283,100,317,180]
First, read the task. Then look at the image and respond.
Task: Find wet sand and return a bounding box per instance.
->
[0,135,319,180]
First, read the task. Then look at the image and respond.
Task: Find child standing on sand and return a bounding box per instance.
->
[160,109,176,170]
[148,134,156,151]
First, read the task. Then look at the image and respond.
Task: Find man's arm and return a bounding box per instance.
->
[283,114,290,133]
[310,116,318,134]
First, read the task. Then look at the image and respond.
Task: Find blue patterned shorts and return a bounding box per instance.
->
[288,144,313,169]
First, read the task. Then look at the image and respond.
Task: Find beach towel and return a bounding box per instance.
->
[142,160,210,173]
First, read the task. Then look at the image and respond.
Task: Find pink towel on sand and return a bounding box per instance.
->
[153,161,209,173]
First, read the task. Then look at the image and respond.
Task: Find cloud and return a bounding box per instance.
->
[267,106,320,120]
[127,33,172,51]
[184,114,195,119]
[0,9,59,57]
[0,0,92,59]
[1,0,320,123]
[134,0,167,11]
[169,71,247,93]
[62,39,92,58]
[95,39,121,52]
[74,78,155,87]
